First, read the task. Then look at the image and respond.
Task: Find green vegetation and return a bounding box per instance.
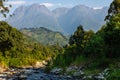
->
[20,27,68,46]
[53,13,120,68]
[106,68,120,80]
[52,1,120,77]
[0,21,62,67]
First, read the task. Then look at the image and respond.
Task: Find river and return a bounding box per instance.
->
[0,68,81,80]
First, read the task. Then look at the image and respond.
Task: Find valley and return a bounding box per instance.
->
[0,0,120,80]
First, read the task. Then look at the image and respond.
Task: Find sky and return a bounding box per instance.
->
[6,0,113,11]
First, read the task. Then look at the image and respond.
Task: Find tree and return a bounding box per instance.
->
[68,25,85,56]
[69,25,84,46]
[0,21,24,56]
[84,32,105,57]
[105,0,120,20]
[83,30,94,48]
[104,13,120,58]
[0,0,11,18]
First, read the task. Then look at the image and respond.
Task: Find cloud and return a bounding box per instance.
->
[93,7,103,10]
[40,3,54,8]
[39,2,72,10]
[6,0,26,5]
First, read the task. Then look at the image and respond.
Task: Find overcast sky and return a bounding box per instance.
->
[7,0,113,10]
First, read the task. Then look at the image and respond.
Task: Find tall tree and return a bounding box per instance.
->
[104,0,120,58]
[105,0,120,20]
[104,13,120,58]
[69,25,84,46]
[69,25,85,55]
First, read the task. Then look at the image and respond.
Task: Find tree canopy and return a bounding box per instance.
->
[105,0,120,20]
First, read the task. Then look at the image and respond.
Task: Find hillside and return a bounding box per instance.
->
[6,4,108,34]
[20,27,68,46]
[0,21,61,67]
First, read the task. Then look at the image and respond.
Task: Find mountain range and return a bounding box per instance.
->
[6,4,108,34]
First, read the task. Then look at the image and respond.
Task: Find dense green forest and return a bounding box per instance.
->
[0,21,62,67]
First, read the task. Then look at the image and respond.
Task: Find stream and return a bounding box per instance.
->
[0,68,81,80]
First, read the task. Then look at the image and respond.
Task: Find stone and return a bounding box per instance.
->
[18,74,27,80]
[33,61,48,68]
[93,74,105,80]
[73,70,85,79]
[66,66,78,72]
[0,66,6,73]
[50,68,62,75]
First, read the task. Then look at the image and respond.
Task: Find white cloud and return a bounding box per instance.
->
[93,7,103,10]
[6,0,26,5]
[39,2,72,10]
[40,3,54,8]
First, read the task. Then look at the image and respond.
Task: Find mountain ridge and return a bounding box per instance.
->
[6,4,108,34]
[20,27,68,46]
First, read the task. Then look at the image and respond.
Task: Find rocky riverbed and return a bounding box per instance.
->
[0,67,82,80]
[0,65,110,80]
[0,60,110,80]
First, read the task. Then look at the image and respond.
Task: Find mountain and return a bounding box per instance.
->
[20,27,68,46]
[52,7,69,18]
[6,4,108,34]
[6,4,63,32]
[56,5,108,34]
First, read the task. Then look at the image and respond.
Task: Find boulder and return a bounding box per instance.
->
[73,70,85,78]
[66,66,78,72]
[92,74,105,80]
[50,68,62,75]
[34,61,48,68]
[0,66,7,73]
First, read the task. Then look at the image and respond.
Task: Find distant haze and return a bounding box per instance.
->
[6,4,108,35]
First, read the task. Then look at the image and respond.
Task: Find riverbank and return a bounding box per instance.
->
[0,67,82,80]
[0,64,120,80]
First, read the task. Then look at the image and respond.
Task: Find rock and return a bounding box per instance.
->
[102,68,110,77]
[66,75,72,79]
[73,70,84,78]
[42,60,48,65]
[33,61,48,68]
[73,71,81,77]
[50,68,62,75]
[18,74,27,80]
[66,66,78,72]
[92,74,105,80]
[0,66,7,73]
[83,75,92,79]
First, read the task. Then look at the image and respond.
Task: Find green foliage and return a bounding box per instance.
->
[0,21,24,55]
[0,0,12,18]
[0,21,61,67]
[105,0,120,20]
[104,14,120,58]
[53,13,120,76]
[69,25,84,46]
[106,68,120,80]
[84,33,105,57]
[53,25,94,67]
